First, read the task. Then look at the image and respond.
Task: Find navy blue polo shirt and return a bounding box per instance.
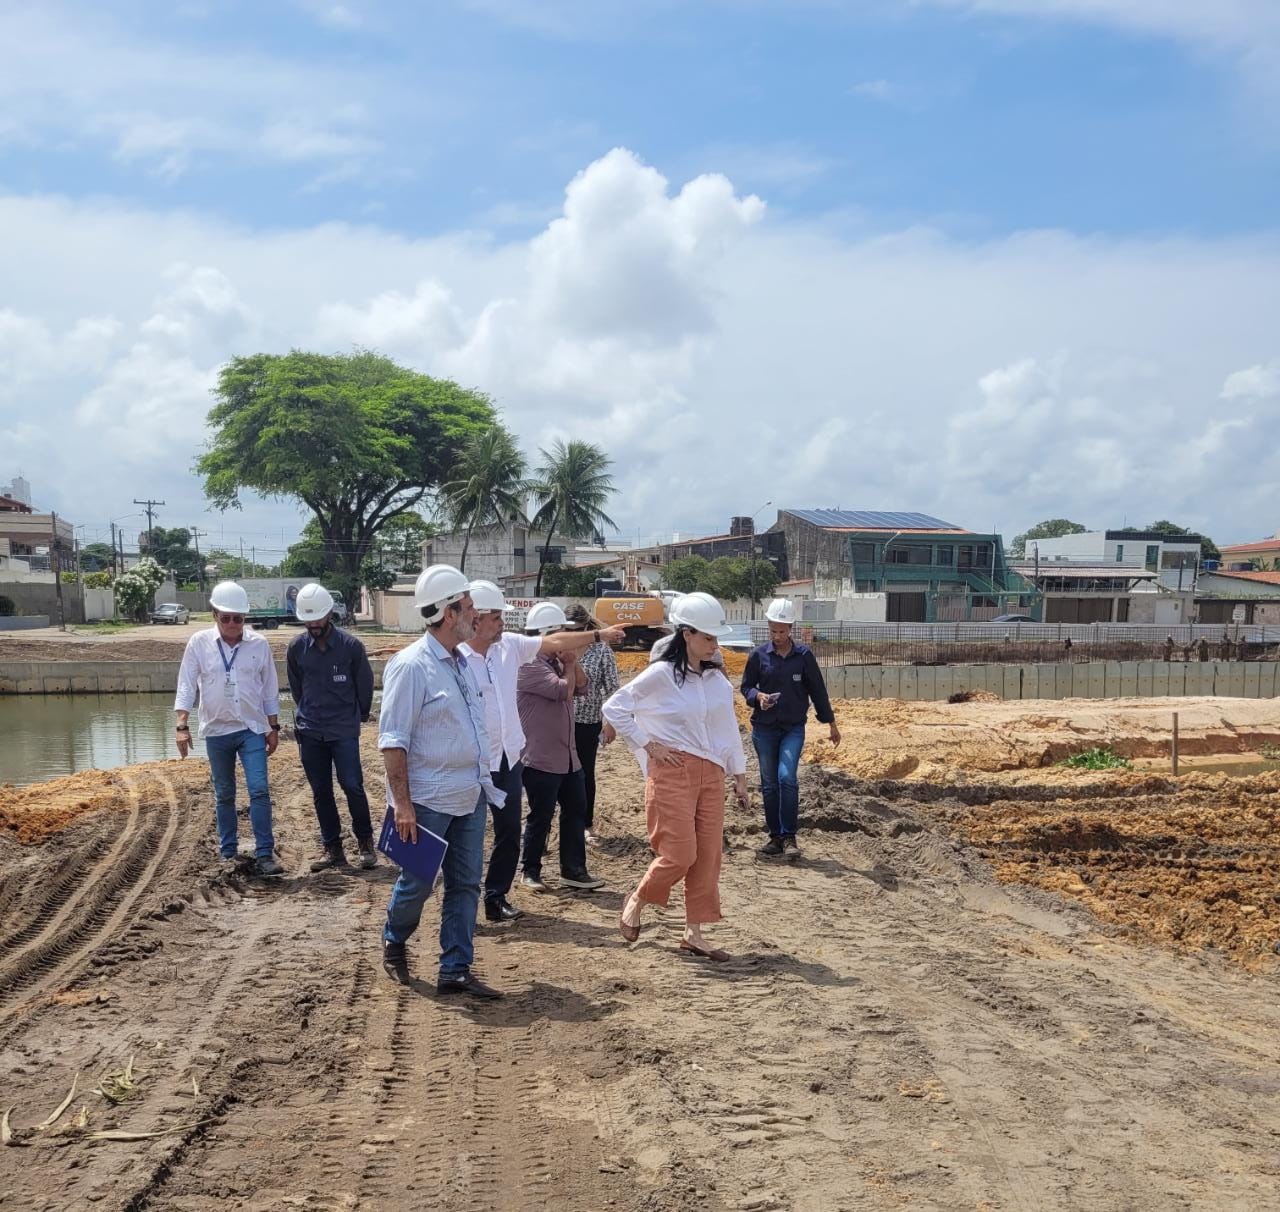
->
[286,625,374,741]
[740,640,834,731]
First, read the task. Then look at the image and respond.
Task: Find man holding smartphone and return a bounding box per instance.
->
[740,598,840,860]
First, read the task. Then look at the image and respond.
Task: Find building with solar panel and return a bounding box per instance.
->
[766,509,1041,623]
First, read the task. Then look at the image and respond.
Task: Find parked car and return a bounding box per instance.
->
[149,603,191,625]
[991,613,1036,623]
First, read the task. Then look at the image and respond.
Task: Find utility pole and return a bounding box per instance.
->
[110,521,118,577]
[239,538,246,577]
[51,511,65,631]
[133,497,165,549]
[190,526,207,593]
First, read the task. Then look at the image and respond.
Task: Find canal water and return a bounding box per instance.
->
[0,694,295,787]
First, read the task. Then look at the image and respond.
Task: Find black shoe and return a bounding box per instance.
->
[436,970,503,1000]
[560,871,606,890]
[382,941,410,985]
[356,838,378,870]
[255,855,285,877]
[758,836,785,859]
[484,896,523,922]
[310,842,347,872]
[782,835,800,861]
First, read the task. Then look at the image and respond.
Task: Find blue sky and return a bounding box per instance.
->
[11,0,1276,237]
[2,0,1279,554]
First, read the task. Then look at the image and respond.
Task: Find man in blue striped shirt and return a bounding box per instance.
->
[380,565,505,999]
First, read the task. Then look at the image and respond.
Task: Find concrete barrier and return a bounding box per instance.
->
[0,616,51,631]
[823,660,1280,702]
[0,659,388,695]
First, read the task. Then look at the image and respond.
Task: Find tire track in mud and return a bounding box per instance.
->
[0,771,184,1037]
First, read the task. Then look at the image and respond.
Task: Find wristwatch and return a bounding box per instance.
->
[175,724,190,733]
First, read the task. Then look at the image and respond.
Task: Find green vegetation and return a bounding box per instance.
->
[542,564,605,597]
[663,554,780,603]
[1058,747,1132,770]
[1009,519,1088,559]
[1257,742,1280,761]
[440,426,527,573]
[200,350,494,603]
[529,440,617,596]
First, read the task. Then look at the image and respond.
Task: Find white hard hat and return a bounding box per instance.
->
[413,564,471,623]
[209,581,249,614]
[525,602,568,634]
[468,579,507,613]
[670,591,732,638]
[765,597,796,625]
[295,583,335,622]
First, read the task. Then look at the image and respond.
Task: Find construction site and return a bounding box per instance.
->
[1,623,1278,1210]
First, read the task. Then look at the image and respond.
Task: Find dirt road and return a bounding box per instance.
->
[2,710,1279,1209]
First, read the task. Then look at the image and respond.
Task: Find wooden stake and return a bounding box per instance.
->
[1172,711,1179,776]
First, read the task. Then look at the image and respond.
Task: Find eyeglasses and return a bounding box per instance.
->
[219,614,245,624]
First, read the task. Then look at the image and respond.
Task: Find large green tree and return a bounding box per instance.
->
[663,556,710,594]
[439,426,527,572]
[1146,520,1220,562]
[142,526,201,585]
[199,350,494,600]
[280,520,329,578]
[1009,518,1088,558]
[529,439,617,595]
[79,542,116,573]
[377,510,437,573]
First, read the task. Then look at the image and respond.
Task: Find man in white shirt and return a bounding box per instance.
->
[174,581,284,877]
[460,582,625,923]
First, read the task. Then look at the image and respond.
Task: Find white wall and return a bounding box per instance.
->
[835,592,888,622]
[1034,532,1105,560]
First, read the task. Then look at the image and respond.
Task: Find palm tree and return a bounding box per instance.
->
[529,439,618,595]
[440,426,528,572]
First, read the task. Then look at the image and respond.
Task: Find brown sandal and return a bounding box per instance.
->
[679,940,730,963]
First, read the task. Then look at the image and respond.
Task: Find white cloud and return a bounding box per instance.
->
[1221,361,1280,401]
[0,4,385,180]
[2,148,1279,547]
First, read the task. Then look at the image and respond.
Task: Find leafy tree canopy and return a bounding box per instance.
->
[143,526,202,583]
[542,563,604,598]
[529,439,616,595]
[1009,519,1088,558]
[662,554,779,602]
[377,510,437,573]
[198,350,494,600]
[663,556,710,594]
[439,426,527,573]
[80,542,116,573]
[1145,520,1220,561]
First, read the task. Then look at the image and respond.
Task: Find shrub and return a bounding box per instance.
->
[115,557,166,622]
[0,595,15,617]
[1058,747,1132,770]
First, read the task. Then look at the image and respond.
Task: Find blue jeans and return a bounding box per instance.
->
[752,724,806,838]
[383,794,486,977]
[296,731,373,847]
[204,729,275,859]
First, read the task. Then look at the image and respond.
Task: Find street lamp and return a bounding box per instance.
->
[749,499,773,611]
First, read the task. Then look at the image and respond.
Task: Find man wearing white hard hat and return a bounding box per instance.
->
[514,600,619,894]
[604,592,748,961]
[460,583,626,921]
[286,583,377,873]
[379,565,507,997]
[173,580,284,877]
[740,597,840,861]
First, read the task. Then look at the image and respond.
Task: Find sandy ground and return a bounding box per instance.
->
[2,692,1280,1208]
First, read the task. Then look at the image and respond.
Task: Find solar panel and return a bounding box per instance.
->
[784,509,959,530]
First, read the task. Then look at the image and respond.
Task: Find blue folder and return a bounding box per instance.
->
[377,805,449,885]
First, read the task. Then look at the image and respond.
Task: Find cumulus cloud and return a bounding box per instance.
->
[2,147,1279,547]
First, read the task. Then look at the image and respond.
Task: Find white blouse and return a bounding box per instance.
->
[602,660,746,777]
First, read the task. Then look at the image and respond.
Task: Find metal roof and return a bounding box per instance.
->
[784,509,959,531]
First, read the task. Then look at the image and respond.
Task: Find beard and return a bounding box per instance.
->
[454,615,477,642]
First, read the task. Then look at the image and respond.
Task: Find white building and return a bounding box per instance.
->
[1033,529,1202,592]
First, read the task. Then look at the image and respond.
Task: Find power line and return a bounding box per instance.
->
[133,497,166,540]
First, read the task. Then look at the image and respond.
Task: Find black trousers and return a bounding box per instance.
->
[520,766,588,880]
[574,721,602,829]
[484,757,524,902]
[297,731,373,846]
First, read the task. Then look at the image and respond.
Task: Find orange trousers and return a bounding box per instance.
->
[636,752,725,925]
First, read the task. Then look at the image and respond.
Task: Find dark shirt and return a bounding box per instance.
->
[740,641,834,731]
[517,653,587,773]
[286,625,374,741]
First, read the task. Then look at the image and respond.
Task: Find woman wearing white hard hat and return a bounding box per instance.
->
[460,583,626,919]
[740,597,840,861]
[286,583,377,873]
[603,592,748,961]
[173,580,284,876]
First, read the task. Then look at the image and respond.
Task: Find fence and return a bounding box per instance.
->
[754,621,1280,670]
